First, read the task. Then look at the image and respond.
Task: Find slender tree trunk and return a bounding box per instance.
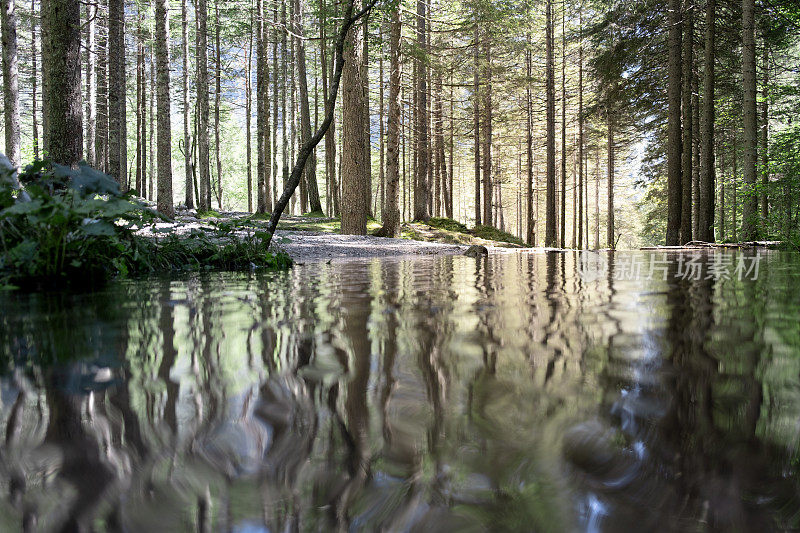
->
[214,0,223,208]
[526,31,534,245]
[31,0,39,159]
[256,0,269,212]
[666,0,682,245]
[2,0,21,167]
[413,0,429,221]
[196,0,210,210]
[42,0,82,166]
[680,4,693,242]
[378,26,385,216]
[320,0,338,215]
[295,0,320,212]
[545,0,556,246]
[136,7,145,195]
[182,0,194,208]
[246,1,253,212]
[760,44,768,222]
[692,54,700,237]
[108,0,126,187]
[280,0,288,211]
[362,0,371,216]
[577,2,584,249]
[482,37,492,226]
[340,8,367,234]
[473,21,480,225]
[719,142,725,239]
[272,0,279,207]
[85,0,96,165]
[698,0,715,241]
[560,3,566,247]
[594,146,600,248]
[155,0,173,216]
[607,116,615,248]
[740,0,758,240]
[379,2,400,237]
[148,48,155,199]
[95,0,108,171]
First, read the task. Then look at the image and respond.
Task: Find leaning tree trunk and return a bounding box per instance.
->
[1,0,21,167]
[666,0,682,245]
[340,9,368,235]
[697,0,715,242]
[545,0,557,247]
[42,0,82,167]
[740,0,758,240]
[155,0,173,216]
[263,0,375,247]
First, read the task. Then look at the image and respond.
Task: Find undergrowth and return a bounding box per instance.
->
[0,156,291,289]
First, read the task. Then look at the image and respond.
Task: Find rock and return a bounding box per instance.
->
[463,245,489,258]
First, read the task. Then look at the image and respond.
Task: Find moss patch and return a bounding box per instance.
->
[472,225,526,246]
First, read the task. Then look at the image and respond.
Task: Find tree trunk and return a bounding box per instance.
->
[148,47,155,200]
[182,0,194,208]
[378,26,385,217]
[473,21,480,225]
[108,0,126,187]
[560,3,566,247]
[155,0,173,216]
[42,0,82,166]
[340,8,367,234]
[526,31,534,245]
[379,2,400,237]
[295,0,321,212]
[697,0,715,241]
[740,0,758,240]
[95,0,108,171]
[607,116,615,248]
[272,0,279,208]
[31,0,39,159]
[760,44,768,222]
[680,3,693,242]
[196,0,210,210]
[361,0,371,217]
[577,2,584,249]
[2,0,21,167]
[320,0,338,216]
[136,7,145,196]
[545,0,556,247]
[666,0,682,245]
[246,1,253,212]
[214,0,223,208]
[256,0,269,213]
[482,37,492,227]
[594,146,600,249]
[413,0,429,221]
[85,0,96,166]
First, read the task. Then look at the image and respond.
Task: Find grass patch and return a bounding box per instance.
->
[197,209,223,219]
[303,209,327,218]
[472,225,526,246]
[427,217,469,233]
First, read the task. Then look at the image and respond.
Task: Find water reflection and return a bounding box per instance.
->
[2,251,800,531]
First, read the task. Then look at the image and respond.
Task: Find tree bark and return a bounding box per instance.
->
[256,0,271,213]
[545,0,556,247]
[560,3,566,247]
[246,1,253,212]
[108,0,126,187]
[340,6,367,234]
[136,8,145,196]
[378,2,400,237]
[31,0,39,159]
[2,0,21,167]
[680,3,693,242]
[155,0,173,216]
[697,0,715,241]
[473,21,480,225]
[214,0,223,208]
[607,116,615,248]
[196,0,210,210]
[182,0,194,208]
[577,2,584,249]
[760,44,768,222]
[295,0,321,212]
[42,0,82,167]
[666,0,682,245]
[95,0,108,171]
[482,36,492,227]
[740,0,758,240]
[526,30,534,245]
[85,0,96,166]
[413,0,429,221]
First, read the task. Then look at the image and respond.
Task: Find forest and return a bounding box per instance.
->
[1,0,800,249]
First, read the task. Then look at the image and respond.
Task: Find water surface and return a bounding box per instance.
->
[2,251,800,531]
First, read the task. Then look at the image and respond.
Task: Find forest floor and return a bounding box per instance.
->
[136,208,528,262]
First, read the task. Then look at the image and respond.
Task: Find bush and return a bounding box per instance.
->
[0,156,291,288]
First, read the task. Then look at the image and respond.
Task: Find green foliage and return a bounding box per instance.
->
[197,209,223,219]
[0,159,292,288]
